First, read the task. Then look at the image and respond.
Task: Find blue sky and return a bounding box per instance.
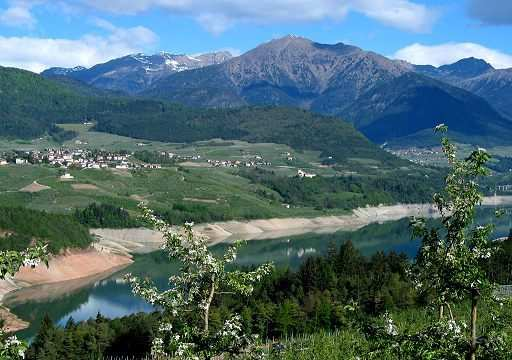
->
[0,0,511,72]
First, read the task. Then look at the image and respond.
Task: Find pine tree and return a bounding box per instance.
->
[336,240,362,275]
[326,241,338,263]
[64,317,76,330]
[27,314,58,360]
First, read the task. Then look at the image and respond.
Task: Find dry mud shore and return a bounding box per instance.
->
[0,249,132,331]
[89,196,512,254]
[91,203,442,254]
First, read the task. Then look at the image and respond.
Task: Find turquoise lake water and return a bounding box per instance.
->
[8,207,512,340]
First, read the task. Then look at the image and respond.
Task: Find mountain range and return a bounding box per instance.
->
[136,36,512,145]
[42,51,232,95]
[414,58,512,119]
[141,36,410,113]
[11,35,512,147]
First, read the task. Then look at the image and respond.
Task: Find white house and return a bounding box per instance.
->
[60,173,74,180]
[297,169,316,178]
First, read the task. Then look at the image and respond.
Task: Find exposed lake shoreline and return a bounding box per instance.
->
[93,196,512,254]
[0,249,133,332]
[91,203,442,254]
[2,195,512,332]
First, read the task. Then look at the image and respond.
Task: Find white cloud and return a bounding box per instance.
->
[0,22,158,73]
[195,13,233,35]
[0,2,37,28]
[392,42,512,69]
[77,0,438,34]
[92,18,158,49]
[355,0,438,32]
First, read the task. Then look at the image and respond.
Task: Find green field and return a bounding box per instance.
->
[0,164,350,221]
[0,124,439,222]
[1,123,415,177]
[60,124,334,175]
[0,137,58,152]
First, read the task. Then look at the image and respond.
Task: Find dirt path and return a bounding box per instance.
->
[19,181,51,193]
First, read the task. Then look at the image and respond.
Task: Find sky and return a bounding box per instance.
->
[0,0,511,73]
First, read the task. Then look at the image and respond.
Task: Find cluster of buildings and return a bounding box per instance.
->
[156,151,201,161]
[497,185,512,192]
[284,152,295,161]
[0,149,161,170]
[207,155,271,168]
[389,147,444,165]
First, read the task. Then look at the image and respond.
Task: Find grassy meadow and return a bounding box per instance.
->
[0,123,382,221]
[0,164,351,221]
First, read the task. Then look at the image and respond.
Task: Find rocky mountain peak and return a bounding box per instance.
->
[439,57,494,78]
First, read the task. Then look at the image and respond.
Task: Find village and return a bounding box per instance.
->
[207,155,271,168]
[0,148,276,171]
[0,148,162,170]
[388,146,445,166]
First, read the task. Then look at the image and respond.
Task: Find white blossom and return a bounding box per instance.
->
[126,204,273,359]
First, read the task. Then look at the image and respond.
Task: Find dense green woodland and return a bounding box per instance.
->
[27,313,158,360]
[0,204,145,253]
[94,106,402,166]
[26,237,512,359]
[73,203,142,229]
[0,67,111,139]
[0,207,91,253]
[241,168,444,209]
[132,150,180,166]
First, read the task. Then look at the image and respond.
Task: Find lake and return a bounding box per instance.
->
[7,207,512,340]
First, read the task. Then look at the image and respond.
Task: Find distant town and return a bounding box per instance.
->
[0,148,159,170]
[207,155,271,168]
[0,148,274,171]
[388,146,445,166]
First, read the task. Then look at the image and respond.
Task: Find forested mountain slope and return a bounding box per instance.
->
[414,58,512,118]
[0,66,401,166]
[95,105,403,166]
[343,73,512,145]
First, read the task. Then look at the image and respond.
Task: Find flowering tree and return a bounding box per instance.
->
[0,244,48,359]
[367,126,510,359]
[127,205,273,359]
[410,125,499,360]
